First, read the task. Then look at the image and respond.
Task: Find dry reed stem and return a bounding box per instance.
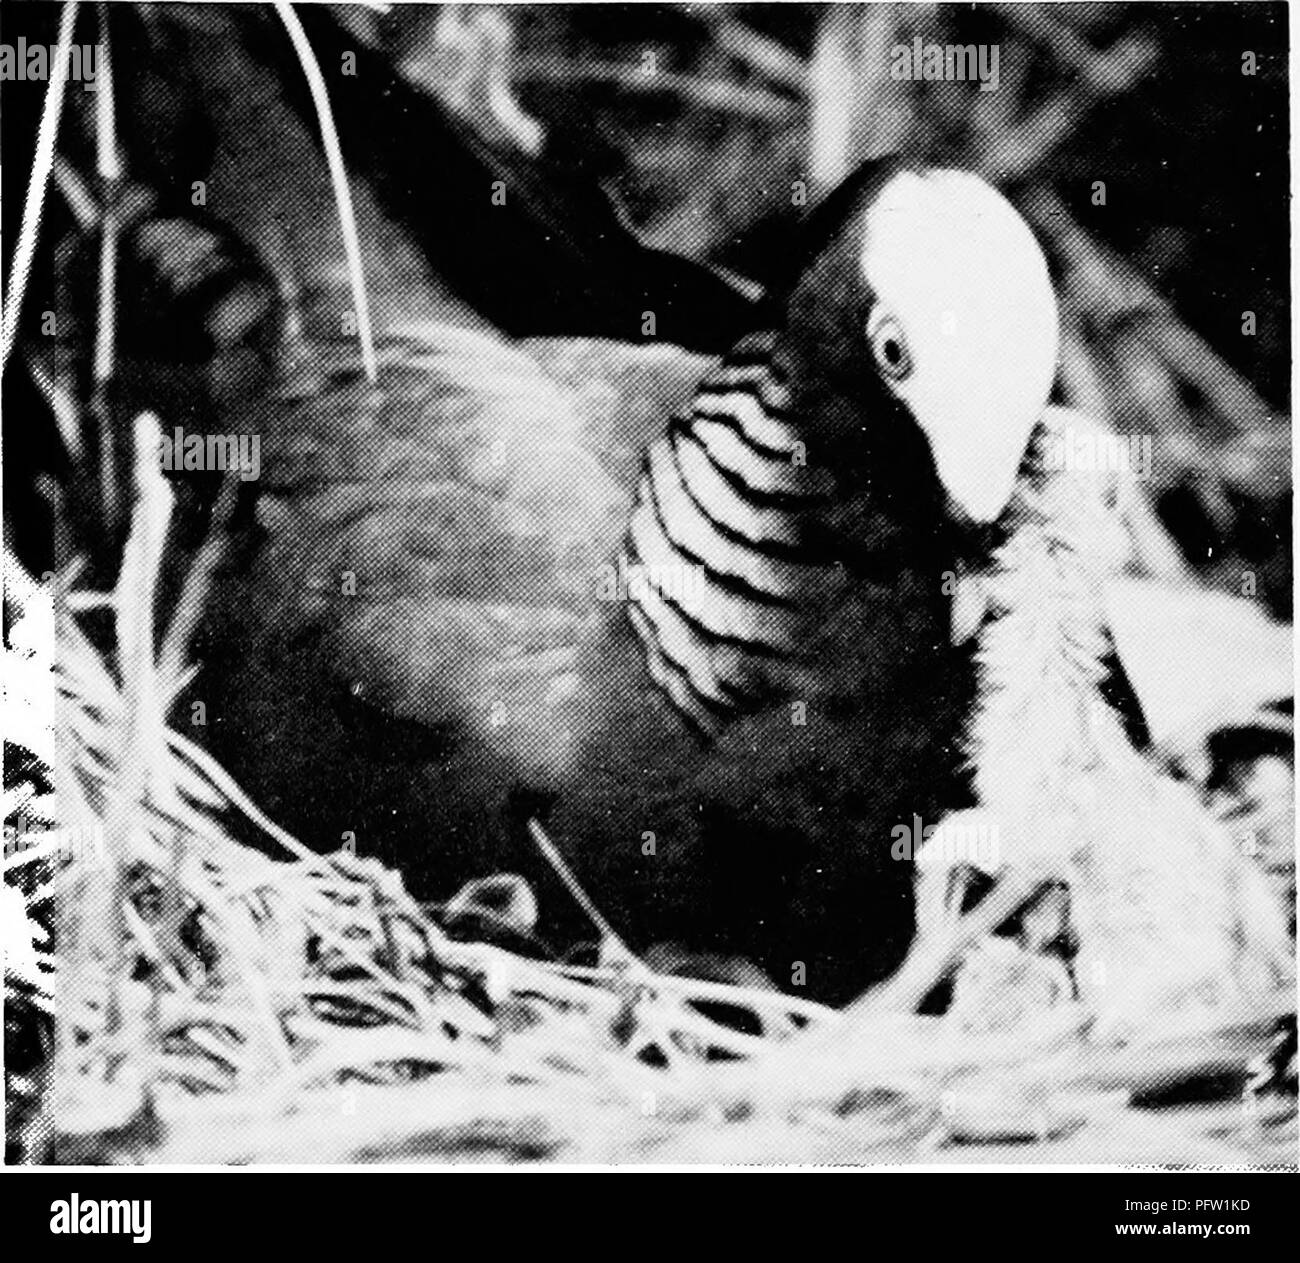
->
[1,1,79,373]
[275,0,377,383]
[90,6,122,529]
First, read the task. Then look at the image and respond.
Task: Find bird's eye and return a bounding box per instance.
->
[868,316,912,381]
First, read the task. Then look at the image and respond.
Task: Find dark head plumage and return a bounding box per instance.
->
[775,157,1060,525]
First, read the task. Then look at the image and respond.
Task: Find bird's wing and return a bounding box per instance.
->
[215,325,709,772]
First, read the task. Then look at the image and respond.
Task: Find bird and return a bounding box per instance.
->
[9,6,1288,1092]
[160,153,1064,1007]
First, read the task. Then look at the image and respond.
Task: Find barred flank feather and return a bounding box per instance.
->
[964,407,1293,1029]
[623,333,840,735]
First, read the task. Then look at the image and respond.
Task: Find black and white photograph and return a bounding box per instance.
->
[1,0,1295,1201]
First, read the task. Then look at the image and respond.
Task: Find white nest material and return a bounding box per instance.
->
[958,406,1293,1033]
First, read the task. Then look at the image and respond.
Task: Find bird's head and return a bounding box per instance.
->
[780,157,1059,524]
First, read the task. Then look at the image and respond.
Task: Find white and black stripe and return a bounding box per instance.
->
[623,333,844,735]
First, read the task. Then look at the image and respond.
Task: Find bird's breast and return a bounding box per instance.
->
[619,330,946,739]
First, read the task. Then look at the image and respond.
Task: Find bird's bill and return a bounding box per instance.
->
[926,392,1049,525]
[860,168,1060,524]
